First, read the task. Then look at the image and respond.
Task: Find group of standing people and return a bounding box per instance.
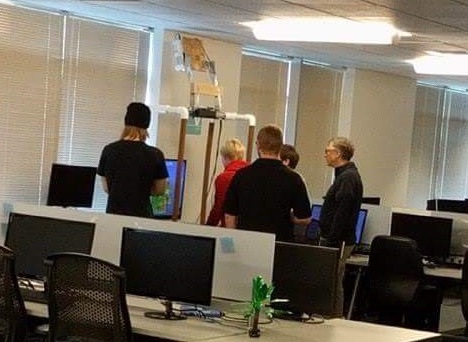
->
[97,102,363,317]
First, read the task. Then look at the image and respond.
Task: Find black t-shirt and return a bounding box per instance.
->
[97,140,168,218]
[224,158,311,241]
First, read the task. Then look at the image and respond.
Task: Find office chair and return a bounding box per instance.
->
[0,245,28,342]
[44,253,132,342]
[461,249,468,335]
[366,235,440,331]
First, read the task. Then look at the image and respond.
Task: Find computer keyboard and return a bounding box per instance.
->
[353,244,371,255]
[20,287,47,304]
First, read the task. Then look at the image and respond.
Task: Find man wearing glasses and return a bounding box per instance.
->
[319,137,363,317]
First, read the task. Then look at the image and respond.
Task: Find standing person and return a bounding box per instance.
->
[319,136,363,317]
[280,144,300,170]
[205,138,248,227]
[97,102,168,218]
[224,124,311,241]
[280,143,313,242]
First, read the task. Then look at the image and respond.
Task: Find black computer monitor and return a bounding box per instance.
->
[390,212,453,261]
[5,212,96,280]
[47,163,97,208]
[151,159,187,219]
[120,228,216,320]
[362,197,381,205]
[426,199,468,214]
[271,242,340,317]
[308,204,368,245]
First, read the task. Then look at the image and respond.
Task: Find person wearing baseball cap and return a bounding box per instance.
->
[97,102,168,218]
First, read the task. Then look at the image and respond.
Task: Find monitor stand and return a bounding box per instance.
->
[144,299,186,320]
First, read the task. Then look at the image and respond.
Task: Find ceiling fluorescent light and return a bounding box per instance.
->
[410,52,468,75]
[242,18,407,44]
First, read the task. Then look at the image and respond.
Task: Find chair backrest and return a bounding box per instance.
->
[0,245,27,342]
[44,253,132,342]
[461,249,468,321]
[368,235,424,308]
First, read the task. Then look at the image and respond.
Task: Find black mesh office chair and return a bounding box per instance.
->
[367,235,440,331]
[0,245,28,342]
[461,249,468,334]
[44,253,132,342]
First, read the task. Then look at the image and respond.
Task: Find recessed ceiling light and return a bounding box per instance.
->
[242,18,409,45]
[409,52,468,75]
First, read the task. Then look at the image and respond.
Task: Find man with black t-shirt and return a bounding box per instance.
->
[223,124,311,241]
[97,102,168,218]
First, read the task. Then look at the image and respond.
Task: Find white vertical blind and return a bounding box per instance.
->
[0,5,63,214]
[408,85,468,208]
[407,86,444,208]
[295,64,343,199]
[56,17,150,212]
[440,91,468,198]
[238,54,289,137]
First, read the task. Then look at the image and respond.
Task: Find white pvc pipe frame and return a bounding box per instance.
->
[156,105,256,126]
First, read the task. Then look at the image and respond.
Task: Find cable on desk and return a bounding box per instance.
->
[302,314,325,324]
[18,277,36,290]
[272,310,325,324]
[178,304,224,321]
[222,312,273,325]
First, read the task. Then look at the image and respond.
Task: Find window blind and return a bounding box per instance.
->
[56,17,150,212]
[0,5,63,216]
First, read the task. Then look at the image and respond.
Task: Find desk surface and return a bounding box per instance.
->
[207,319,441,342]
[347,254,462,280]
[25,296,246,341]
[25,296,441,342]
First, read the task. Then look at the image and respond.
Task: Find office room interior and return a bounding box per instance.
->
[2,0,468,340]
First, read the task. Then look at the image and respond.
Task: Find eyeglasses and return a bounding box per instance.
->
[324,148,338,154]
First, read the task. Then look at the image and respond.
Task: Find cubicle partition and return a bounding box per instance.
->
[4,202,275,302]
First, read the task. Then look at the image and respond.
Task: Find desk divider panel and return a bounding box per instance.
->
[6,202,275,302]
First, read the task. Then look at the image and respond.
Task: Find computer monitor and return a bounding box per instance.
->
[362,197,381,205]
[47,163,97,208]
[151,159,187,219]
[5,212,96,280]
[426,199,468,214]
[120,228,216,320]
[271,242,340,317]
[308,204,368,245]
[390,212,453,261]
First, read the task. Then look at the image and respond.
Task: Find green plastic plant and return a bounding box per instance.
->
[245,275,274,337]
[247,275,274,318]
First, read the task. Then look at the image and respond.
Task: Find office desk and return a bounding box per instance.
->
[201,319,441,342]
[347,254,462,279]
[24,296,441,342]
[25,296,247,341]
[346,254,462,320]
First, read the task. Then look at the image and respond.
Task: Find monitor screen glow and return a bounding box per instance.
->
[5,213,96,280]
[151,159,187,219]
[309,204,368,244]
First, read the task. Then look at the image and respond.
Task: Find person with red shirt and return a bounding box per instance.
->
[205,138,248,227]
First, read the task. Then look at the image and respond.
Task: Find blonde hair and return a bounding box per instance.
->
[121,126,149,142]
[220,138,245,161]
